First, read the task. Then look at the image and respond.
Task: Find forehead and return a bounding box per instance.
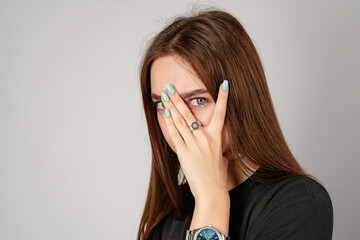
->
[150,55,205,93]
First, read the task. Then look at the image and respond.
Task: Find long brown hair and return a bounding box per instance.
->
[137,6,320,240]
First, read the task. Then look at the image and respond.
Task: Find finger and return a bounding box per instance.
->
[209,80,229,132]
[165,84,198,126]
[163,107,187,152]
[161,88,197,146]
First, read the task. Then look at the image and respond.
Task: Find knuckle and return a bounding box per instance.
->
[183,111,193,120]
[170,130,178,139]
[196,130,207,142]
[166,116,174,126]
[174,97,182,106]
[175,116,186,128]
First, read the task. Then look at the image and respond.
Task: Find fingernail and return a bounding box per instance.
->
[165,108,170,118]
[222,80,228,91]
[166,84,175,95]
[162,91,169,102]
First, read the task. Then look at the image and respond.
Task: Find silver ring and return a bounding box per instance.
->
[189,121,201,132]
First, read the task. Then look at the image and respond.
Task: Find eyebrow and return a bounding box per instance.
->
[151,88,209,101]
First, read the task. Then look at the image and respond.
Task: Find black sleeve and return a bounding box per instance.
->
[246,181,333,240]
[147,217,167,240]
[147,225,161,240]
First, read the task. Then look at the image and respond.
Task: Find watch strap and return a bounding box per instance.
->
[185,229,192,240]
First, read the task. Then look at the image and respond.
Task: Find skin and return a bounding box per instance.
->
[150,54,259,236]
[150,54,259,192]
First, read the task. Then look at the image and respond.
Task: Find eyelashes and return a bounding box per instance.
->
[151,97,209,111]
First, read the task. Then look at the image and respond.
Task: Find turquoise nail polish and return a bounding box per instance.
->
[166,84,175,95]
[165,108,170,118]
[162,91,169,102]
[222,80,228,91]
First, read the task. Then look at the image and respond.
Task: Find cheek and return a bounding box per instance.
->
[222,127,230,150]
[221,125,233,161]
[192,104,215,127]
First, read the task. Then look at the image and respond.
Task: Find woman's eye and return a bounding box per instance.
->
[189,97,208,108]
[152,97,209,111]
[153,101,165,110]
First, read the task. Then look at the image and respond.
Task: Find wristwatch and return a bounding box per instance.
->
[185,224,230,240]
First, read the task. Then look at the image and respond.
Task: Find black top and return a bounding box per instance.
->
[148,172,333,240]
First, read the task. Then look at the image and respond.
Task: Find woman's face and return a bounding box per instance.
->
[150,55,231,157]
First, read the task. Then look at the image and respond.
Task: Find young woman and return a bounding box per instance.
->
[137,7,333,240]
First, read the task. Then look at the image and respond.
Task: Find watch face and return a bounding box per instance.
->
[195,228,220,240]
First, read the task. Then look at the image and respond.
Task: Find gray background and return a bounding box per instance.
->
[0,0,359,239]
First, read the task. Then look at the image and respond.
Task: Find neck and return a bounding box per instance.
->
[226,156,259,191]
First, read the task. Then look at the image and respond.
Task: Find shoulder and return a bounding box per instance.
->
[264,174,331,201]
[254,174,333,216]
[271,175,332,208]
[246,175,333,239]
[147,216,168,240]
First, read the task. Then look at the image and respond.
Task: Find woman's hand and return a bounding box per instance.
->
[160,80,230,202]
